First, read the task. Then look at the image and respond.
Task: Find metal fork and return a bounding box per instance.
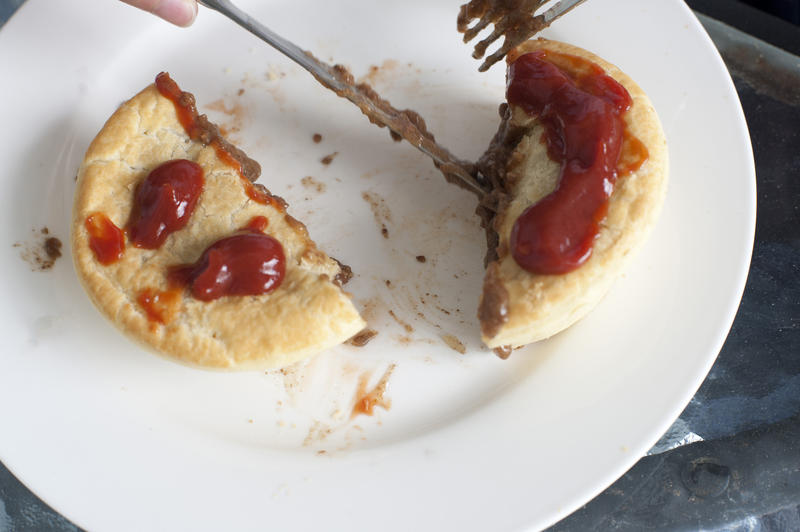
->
[196,0,485,196]
[458,0,588,71]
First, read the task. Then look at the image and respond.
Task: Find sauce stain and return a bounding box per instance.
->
[358,297,384,322]
[348,329,378,347]
[388,309,413,333]
[361,191,393,239]
[320,152,338,165]
[352,364,396,418]
[205,98,247,138]
[441,334,466,354]
[357,59,400,86]
[301,175,327,193]
[303,421,333,446]
[15,227,63,271]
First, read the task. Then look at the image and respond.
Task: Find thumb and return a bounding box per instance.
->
[121,0,198,27]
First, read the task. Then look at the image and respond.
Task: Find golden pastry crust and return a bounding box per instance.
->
[480,39,668,349]
[72,83,365,370]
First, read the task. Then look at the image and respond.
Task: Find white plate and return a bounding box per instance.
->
[0,0,755,530]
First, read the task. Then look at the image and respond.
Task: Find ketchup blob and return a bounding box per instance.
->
[127,159,204,249]
[85,213,125,264]
[507,51,641,275]
[169,233,285,301]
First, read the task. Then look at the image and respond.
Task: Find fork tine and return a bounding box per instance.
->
[479,39,515,72]
[459,0,590,71]
[456,0,488,32]
[472,25,504,60]
[462,17,492,43]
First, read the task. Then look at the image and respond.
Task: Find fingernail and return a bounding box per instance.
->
[175,0,197,27]
[157,0,197,27]
[186,0,198,25]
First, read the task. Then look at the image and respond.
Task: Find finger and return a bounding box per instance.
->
[120,0,198,27]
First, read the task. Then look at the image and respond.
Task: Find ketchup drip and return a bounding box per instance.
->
[243,215,269,233]
[127,159,204,249]
[154,72,281,210]
[168,233,285,302]
[154,72,206,139]
[507,51,646,275]
[85,213,125,265]
[137,287,182,325]
[242,180,274,206]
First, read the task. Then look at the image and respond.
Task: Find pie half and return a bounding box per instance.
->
[72,76,365,370]
[478,39,668,351]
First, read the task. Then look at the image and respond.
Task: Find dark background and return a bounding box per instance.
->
[688,0,800,54]
[742,0,800,24]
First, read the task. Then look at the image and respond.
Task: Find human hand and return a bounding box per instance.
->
[120,0,198,27]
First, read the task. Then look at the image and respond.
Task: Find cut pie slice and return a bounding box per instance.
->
[72,73,365,370]
[477,39,668,353]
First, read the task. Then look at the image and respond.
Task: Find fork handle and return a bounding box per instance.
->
[542,0,588,25]
[196,0,344,91]
[197,0,485,196]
